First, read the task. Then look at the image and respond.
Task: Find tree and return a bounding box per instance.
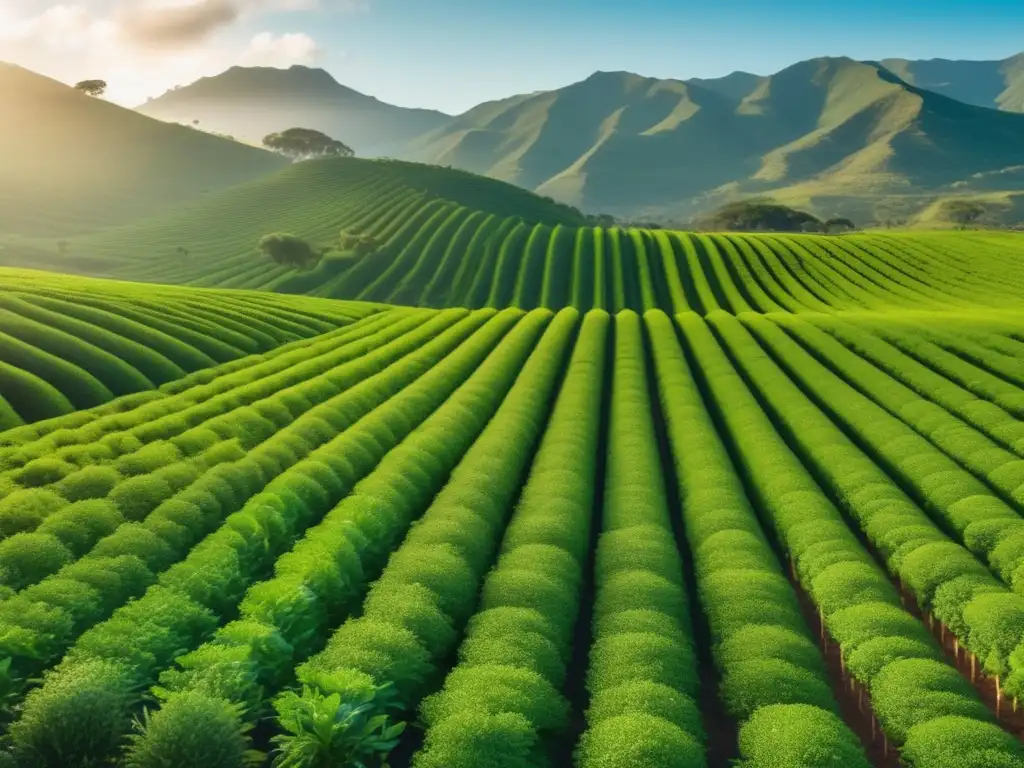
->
[824,217,856,234]
[944,200,987,229]
[176,246,190,260]
[74,80,107,98]
[701,199,821,232]
[801,220,823,233]
[259,233,321,271]
[262,128,354,160]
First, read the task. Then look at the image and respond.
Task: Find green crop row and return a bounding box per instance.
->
[646,310,871,766]
[691,311,1022,764]
[414,311,608,768]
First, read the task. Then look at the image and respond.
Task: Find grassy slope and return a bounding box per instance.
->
[8,157,587,291]
[0,64,287,238]
[0,268,378,426]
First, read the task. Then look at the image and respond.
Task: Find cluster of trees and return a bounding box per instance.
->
[74,80,106,97]
[701,199,856,233]
[262,128,354,161]
[259,227,383,271]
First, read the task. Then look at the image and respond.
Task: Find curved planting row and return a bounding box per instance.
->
[0,269,374,426]
[4,303,1024,767]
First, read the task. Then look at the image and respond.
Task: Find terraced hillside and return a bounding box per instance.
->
[0,269,377,426]
[2,298,1024,768]
[14,157,586,290]
[11,155,1024,316]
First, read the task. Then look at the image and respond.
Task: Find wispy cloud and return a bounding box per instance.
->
[0,0,363,103]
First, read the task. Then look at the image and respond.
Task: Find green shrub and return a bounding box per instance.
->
[115,442,183,477]
[587,633,698,698]
[413,711,538,768]
[420,665,567,732]
[9,660,137,768]
[576,713,706,768]
[460,631,564,687]
[55,465,122,502]
[845,636,941,682]
[587,680,702,735]
[16,458,76,487]
[901,715,1024,767]
[871,658,992,743]
[108,476,173,521]
[0,488,65,536]
[737,704,870,767]
[718,625,825,677]
[125,692,257,768]
[0,533,73,590]
[720,659,836,720]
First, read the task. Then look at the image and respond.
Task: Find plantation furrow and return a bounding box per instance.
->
[574,310,704,767]
[807,315,1024,456]
[419,210,489,307]
[722,234,803,313]
[739,313,1024,592]
[444,214,500,307]
[512,223,553,310]
[709,311,1024,753]
[685,311,1017,764]
[261,308,579,768]
[466,216,520,308]
[119,307,557,766]
[761,236,857,310]
[844,318,1024,419]
[673,233,720,314]
[413,310,608,768]
[645,310,870,766]
[539,224,575,310]
[769,314,1024,520]
[738,235,835,313]
[0,311,480,685]
[3,309,520,767]
[486,221,532,310]
[0,310,413,465]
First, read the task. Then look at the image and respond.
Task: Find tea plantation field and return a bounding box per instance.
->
[1,287,1024,766]
[4,158,1024,768]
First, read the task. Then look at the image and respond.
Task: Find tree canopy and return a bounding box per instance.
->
[259,233,322,271]
[74,80,107,98]
[262,128,355,160]
[943,200,987,229]
[701,199,823,232]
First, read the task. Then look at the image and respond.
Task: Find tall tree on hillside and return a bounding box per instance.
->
[262,128,355,161]
[944,200,987,229]
[74,80,107,97]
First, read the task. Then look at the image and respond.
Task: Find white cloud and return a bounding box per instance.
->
[241,31,321,67]
[0,0,362,104]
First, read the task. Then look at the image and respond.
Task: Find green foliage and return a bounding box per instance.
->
[737,704,871,768]
[260,233,323,271]
[272,685,404,768]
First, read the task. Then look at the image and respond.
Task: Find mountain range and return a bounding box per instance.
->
[134,52,1024,224]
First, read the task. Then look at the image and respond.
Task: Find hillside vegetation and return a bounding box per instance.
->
[1,291,1024,765]
[35,157,1024,314]
[0,64,286,237]
[0,269,376,426]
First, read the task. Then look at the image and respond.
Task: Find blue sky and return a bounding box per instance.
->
[2,0,1023,111]
[323,0,1024,112]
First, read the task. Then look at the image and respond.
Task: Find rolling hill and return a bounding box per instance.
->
[407,58,1024,222]
[137,65,451,156]
[879,52,1024,112]
[10,157,588,301]
[0,64,287,238]
[0,268,375,426]
[10,155,1024,315]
